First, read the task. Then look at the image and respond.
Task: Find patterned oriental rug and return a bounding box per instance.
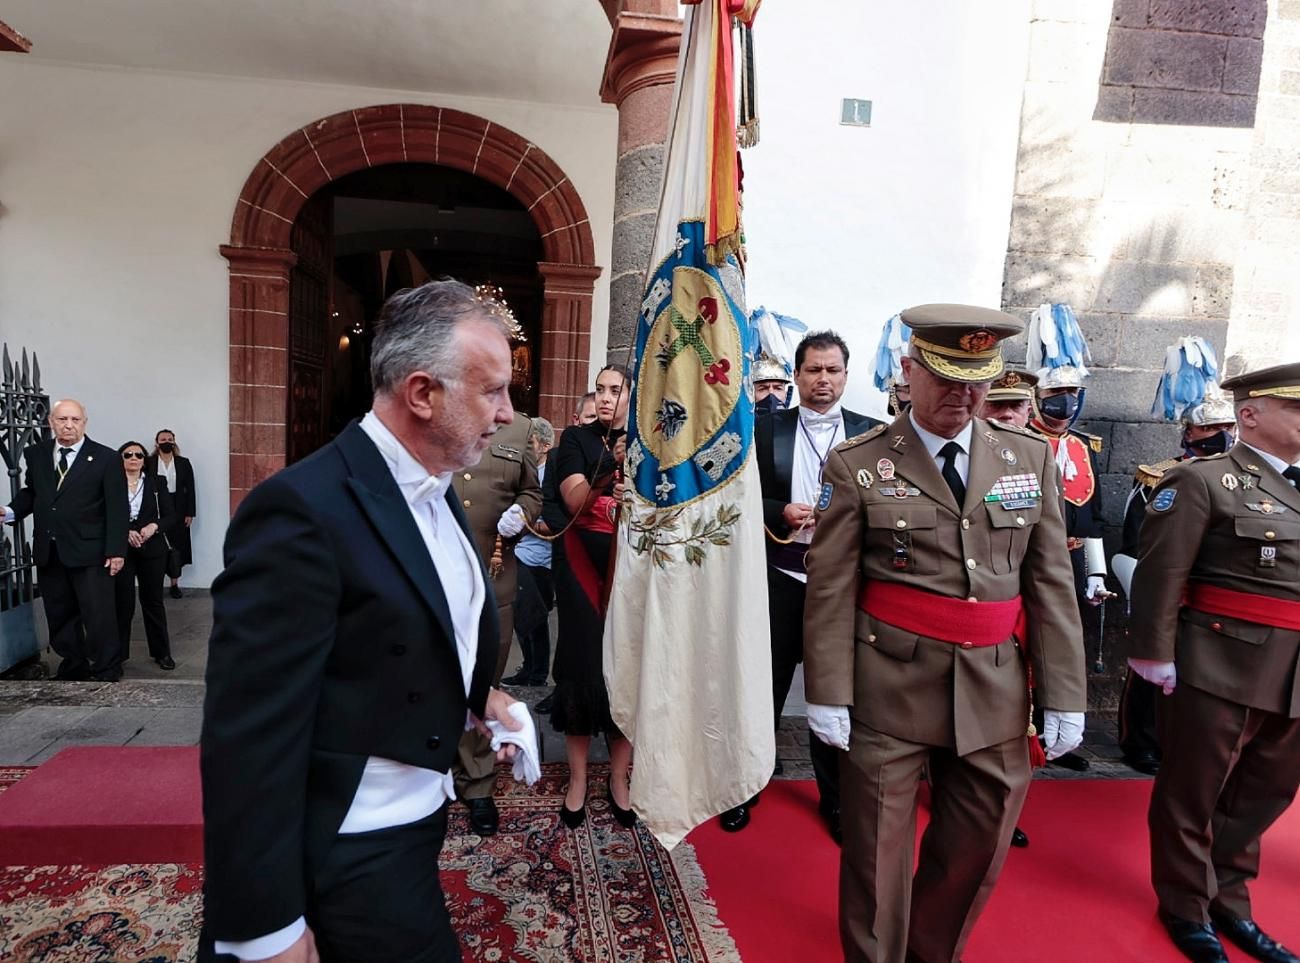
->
[0,765,740,963]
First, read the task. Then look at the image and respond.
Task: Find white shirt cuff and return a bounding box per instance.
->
[214,916,306,961]
[3,506,13,524]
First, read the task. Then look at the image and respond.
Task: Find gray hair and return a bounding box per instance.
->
[530,416,556,447]
[369,279,509,396]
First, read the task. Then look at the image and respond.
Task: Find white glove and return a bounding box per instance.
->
[1128,657,1177,695]
[484,701,541,786]
[1085,574,1107,601]
[807,703,851,751]
[1041,710,1085,760]
[496,504,527,539]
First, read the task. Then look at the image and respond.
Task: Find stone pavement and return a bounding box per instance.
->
[0,592,1138,782]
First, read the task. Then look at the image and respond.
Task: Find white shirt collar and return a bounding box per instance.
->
[909,411,973,459]
[1241,442,1297,478]
[55,437,86,456]
[360,411,452,506]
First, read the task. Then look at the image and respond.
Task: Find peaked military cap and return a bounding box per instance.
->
[1221,362,1300,401]
[985,368,1038,402]
[899,304,1023,383]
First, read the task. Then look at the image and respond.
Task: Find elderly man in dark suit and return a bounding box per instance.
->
[5,398,127,681]
[201,280,527,963]
[719,330,882,837]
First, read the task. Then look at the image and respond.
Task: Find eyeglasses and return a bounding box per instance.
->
[122,452,146,459]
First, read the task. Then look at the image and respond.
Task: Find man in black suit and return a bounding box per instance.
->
[5,399,127,681]
[720,331,882,838]
[201,281,527,963]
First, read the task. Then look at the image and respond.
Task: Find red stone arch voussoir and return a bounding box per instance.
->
[222,104,602,512]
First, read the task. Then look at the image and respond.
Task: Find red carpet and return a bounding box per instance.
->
[690,778,1300,963]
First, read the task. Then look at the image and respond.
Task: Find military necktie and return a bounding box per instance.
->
[1284,465,1300,490]
[57,447,73,488]
[939,441,966,506]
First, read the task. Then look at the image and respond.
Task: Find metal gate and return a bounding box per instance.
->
[1,344,49,672]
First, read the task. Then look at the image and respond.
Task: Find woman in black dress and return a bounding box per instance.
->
[148,429,196,598]
[549,364,635,828]
[114,441,180,670]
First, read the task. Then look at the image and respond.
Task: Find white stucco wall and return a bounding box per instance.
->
[745,0,1032,418]
[0,60,617,586]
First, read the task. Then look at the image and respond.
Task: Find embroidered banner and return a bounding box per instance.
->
[604,0,773,849]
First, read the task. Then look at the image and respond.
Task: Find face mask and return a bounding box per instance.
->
[756,393,784,414]
[1185,429,1231,458]
[1038,393,1080,422]
[159,443,175,453]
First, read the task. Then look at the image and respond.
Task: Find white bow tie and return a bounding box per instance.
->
[801,410,841,430]
[410,473,452,506]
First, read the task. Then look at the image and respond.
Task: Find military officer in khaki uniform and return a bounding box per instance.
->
[1130,362,1300,963]
[802,304,1087,963]
[451,410,542,834]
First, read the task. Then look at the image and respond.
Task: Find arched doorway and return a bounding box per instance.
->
[222,104,602,511]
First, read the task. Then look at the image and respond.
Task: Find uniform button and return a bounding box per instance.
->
[895,519,907,529]
[961,519,970,530]
[463,499,472,508]
[426,736,441,750]
[1211,622,1223,632]
[391,644,407,655]
[1265,531,1276,540]
[960,641,973,650]
[1016,517,1026,526]
[867,634,877,643]
[463,473,472,480]
[967,595,978,602]
[408,691,423,703]
[966,558,977,570]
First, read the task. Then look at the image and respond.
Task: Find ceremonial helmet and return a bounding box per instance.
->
[752,351,791,386]
[1026,302,1090,426]
[1152,337,1234,428]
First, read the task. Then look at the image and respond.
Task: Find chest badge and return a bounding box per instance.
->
[1001,448,1018,466]
[1221,473,1238,492]
[856,468,874,490]
[1239,474,1255,491]
[1260,545,1278,569]
[984,473,1043,510]
[877,458,896,481]
[1246,500,1285,515]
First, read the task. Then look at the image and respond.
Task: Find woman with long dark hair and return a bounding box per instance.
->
[548,364,635,829]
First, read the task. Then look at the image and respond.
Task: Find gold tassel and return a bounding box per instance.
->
[489,534,504,579]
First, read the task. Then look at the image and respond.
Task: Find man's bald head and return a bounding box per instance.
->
[49,399,88,447]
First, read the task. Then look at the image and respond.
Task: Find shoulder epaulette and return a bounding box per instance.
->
[837,423,887,450]
[1072,430,1104,453]
[988,420,1049,444]
[1135,457,1180,487]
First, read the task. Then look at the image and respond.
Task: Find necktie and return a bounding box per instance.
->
[57,447,73,487]
[939,441,966,505]
[1284,466,1300,490]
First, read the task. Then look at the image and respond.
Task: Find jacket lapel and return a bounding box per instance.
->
[337,423,458,652]
[53,438,94,499]
[963,421,1006,516]
[889,415,962,517]
[773,409,797,501]
[1230,444,1300,516]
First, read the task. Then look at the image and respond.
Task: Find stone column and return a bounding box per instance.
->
[538,262,605,429]
[600,5,682,364]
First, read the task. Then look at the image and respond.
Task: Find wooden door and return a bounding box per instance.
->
[287,192,332,464]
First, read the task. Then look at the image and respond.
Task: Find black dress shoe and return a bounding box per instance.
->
[501,671,531,687]
[719,804,750,832]
[169,585,183,599]
[1210,909,1300,962]
[1158,909,1229,962]
[466,797,499,836]
[608,780,637,829]
[1125,750,1161,776]
[560,802,586,829]
[1049,751,1091,772]
[535,693,554,714]
[157,655,176,671]
[1011,827,1030,848]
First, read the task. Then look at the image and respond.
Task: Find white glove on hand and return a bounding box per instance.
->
[807,704,851,751]
[1041,710,1085,760]
[484,701,542,786]
[1128,657,1177,695]
[1085,574,1107,602]
[496,504,527,539]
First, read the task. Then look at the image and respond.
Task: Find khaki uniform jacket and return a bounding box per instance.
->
[1130,443,1300,717]
[451,413,542,602]
[802,415,1086,754]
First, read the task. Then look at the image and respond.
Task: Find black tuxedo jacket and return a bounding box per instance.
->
[755,406,883,537]
[201,420,500,943]
[9,437,128,567]
[127,475,179,560]
[144,453,197,518]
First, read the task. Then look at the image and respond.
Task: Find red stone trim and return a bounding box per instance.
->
[223,107,600,513]
[0,18,32,53]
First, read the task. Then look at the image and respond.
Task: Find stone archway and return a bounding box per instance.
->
[222,104,602,511]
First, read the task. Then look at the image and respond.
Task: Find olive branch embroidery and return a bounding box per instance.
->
[628,503,742,568]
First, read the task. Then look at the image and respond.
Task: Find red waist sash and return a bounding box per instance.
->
[1185,582,1300,632]
[858,581,1024,646]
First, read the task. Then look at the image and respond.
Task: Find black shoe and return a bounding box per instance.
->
[156,656,176,671]
[169,585,183,599]
[1158,909,1230,963]
[466,797,499,836]
[1050,751,1091,772]
[501,671,531,687]
[719,804,750,832]
[1210,909,1300,963]
[608,780,637,829]
[535,693,554,714]
[560,802,586,828]
[528,676,549,686]
[1011,827,1030,848]
[1125,750,1161,776]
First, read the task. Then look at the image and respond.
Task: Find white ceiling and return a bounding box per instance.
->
[2,0,614,106]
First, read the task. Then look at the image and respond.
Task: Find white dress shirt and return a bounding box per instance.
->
[156,454,178,493]
[126,478,144,522]
[216,411,486,961]
[779,403,844,583]
[909,412,974,488]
